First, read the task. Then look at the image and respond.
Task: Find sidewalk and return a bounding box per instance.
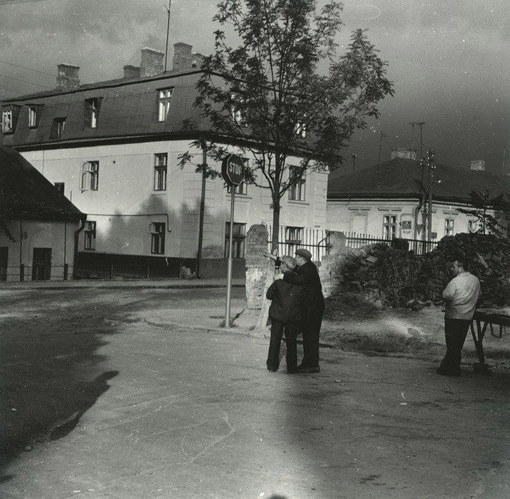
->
[0,277,246,290]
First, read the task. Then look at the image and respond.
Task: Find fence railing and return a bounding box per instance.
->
[344,232,438,255]
[0,264,70,282]
[267,226,331,262]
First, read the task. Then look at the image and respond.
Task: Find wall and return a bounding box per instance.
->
[22,142,329,264]
[0,219,79,281]
[326,197,490,240]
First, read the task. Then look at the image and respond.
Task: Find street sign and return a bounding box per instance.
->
[222,154,245,186]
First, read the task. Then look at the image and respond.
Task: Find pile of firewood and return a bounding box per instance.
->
[340,234,510,308]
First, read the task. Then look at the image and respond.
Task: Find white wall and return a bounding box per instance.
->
[326,198,490,239]
[0,219,79,281]
[22,141,329,259]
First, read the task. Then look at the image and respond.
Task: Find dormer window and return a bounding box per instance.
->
[295,121,307,138]
[84,98,101,128]
[157,88,173,122]
[28,106,37,128]
[51,117,66,139]
[1,105,21,134]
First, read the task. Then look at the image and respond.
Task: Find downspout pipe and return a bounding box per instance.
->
[73,215,87,279]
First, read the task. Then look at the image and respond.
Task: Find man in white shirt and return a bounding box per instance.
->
[437,258,481,377]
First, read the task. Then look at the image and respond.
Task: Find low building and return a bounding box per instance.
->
[0,145,85,281]
[0,44,328,278]
[327,156,510,247]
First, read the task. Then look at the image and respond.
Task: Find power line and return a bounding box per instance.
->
[0,59,56,77]
[0,72,53,89]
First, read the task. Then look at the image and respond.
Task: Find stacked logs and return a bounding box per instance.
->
[340,234,510,308]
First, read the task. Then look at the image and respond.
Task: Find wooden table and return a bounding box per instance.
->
[470,309,510,374]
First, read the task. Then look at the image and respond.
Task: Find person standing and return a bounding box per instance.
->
[282,248,325,373]
[437,258,481,377]
[265,256,305,374]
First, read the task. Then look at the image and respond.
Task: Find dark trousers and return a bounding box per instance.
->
[301,314,323,368]
[267,321,300,372]
[439,318,471,372]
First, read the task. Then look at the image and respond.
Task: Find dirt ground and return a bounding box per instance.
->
[320,293,510,370]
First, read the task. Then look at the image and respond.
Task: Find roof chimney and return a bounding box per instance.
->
[173,42,193,71]
[123,65,141,79]
[140,48,164,77]
[57,64,80,90]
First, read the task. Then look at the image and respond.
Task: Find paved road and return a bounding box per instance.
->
[0,287,509,498]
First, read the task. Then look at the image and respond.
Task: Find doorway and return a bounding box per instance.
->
[32,248,52,280]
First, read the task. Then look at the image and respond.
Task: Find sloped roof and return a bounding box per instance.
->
[328,157,510,204]
[0,69,207,149]
[0,145,85,221]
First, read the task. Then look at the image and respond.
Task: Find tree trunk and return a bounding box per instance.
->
[271,199,281,254]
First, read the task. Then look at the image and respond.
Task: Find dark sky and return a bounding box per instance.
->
[0,0,509,176]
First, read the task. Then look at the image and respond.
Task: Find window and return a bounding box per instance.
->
[468,220,478,233]
[231,94,246,126]
[288,167,306,201]
[28,106,37,128]
[445,218,454,236]
[150,222,165,254]
[157,88,173,121]
[54,182,65,194]
[2,110,12,133]
[154,153,168,191]
[383,215,397,239]
[80,161,99,191]
[84,221,96,250]
[295,121,307,138]
[224,222,246,258]
[227,182,247,195]
[84,98,100,128]
[51,117,66,139]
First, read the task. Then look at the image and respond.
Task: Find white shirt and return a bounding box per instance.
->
[442,271,481,320]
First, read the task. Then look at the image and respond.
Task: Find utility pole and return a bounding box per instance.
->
[426,149,435,247]
[410,121,425,180]
[164,0,172,72]
[352,153,357,173]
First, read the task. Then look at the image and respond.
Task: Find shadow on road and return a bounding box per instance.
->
[0,288,122,478]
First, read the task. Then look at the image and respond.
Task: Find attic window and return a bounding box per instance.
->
[84,98,101,128]
[28,106,37,128]
[1,105,21,133]
[157,88,172,122]
[51,117,66,139]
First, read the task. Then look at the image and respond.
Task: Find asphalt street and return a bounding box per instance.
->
[0,284,509,498]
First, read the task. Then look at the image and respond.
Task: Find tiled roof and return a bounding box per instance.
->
[0,145,84,220]
[328,157,510,204]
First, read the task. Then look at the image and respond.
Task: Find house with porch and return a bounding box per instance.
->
[0,44,328,278]
[327,154,510,250]
[0,144,85,281]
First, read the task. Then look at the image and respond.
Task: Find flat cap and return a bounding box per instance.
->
[295,248,312,260]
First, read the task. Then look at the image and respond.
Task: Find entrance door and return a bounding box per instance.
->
[0,247,7,281]
[32,248,52,280]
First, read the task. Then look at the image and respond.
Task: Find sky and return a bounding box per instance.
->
[0,0,509,177]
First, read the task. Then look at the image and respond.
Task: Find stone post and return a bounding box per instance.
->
[319,231,348,298]
[245,224,272,311]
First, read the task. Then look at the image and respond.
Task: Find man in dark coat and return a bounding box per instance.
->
[266,256,305,374]
[282,248,325,373]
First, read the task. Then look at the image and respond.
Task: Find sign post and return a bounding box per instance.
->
[222,154,246,328]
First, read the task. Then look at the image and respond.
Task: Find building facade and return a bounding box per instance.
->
[0,145,85,281]
[1,44,328,278]
[327,156,510,243]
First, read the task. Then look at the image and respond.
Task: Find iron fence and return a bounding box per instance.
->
[344,232,438,255]
[267,226,331,262]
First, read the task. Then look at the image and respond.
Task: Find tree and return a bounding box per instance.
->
[458,190,508,238]
[179,0,394,250]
